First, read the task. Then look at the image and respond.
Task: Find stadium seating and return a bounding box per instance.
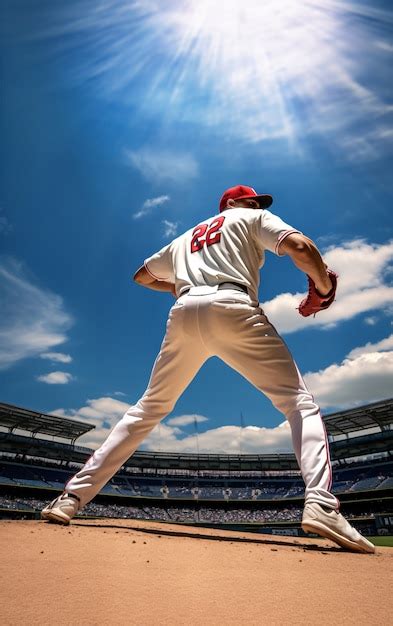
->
[0,462,51,488]
[1,451,392,514]
[350,476,385,492]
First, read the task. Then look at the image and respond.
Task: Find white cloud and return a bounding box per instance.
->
[52,396,131,448]
[56,396,129,422]
[53,396,293,453]
[133,194,170,219]
[323,239,393,292]
[166,414,209,427]
[346,334,393,360]
[125,148,198,183]
[364,316,378,326]
[140,421,293,455]
[37,371,73,385]
[304,350,393,410]
[40,352,73,364]
[162,219,179,238]
[0,257,73,370]
[263,239,393,334]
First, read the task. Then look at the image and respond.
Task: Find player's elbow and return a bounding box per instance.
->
[292,241,314,259]
[279,233,316,260]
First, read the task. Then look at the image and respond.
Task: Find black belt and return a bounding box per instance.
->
[181,282,248,296]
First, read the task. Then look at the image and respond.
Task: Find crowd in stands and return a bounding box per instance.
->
[0,494,379,524]
[0,495,303,522]
[0,495,45,511]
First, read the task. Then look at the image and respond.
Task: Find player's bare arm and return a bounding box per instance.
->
[133,265,176,297]
[278,232,333,295]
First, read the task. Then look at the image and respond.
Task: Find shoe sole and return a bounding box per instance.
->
[302,520,375,553]
[41,510,70,525]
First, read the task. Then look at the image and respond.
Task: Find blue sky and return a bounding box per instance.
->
[1,0,392,453]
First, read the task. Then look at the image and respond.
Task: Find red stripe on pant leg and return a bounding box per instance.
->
[296,365,339,509]
[320,416,340,509]
[321,417,333,491]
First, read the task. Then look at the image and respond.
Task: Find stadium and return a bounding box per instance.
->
[1,397,392,538]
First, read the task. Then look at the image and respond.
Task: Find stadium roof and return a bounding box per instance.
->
[0,402,94,443]
[324,398,393,437]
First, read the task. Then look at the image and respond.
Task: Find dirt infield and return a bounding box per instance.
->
[1,519,391,626]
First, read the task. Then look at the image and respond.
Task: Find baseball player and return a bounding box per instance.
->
[41,185,374,553]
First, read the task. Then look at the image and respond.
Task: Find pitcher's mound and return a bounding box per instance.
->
[1,519,391,626]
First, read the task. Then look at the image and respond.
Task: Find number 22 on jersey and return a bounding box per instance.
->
[190,216,225,253]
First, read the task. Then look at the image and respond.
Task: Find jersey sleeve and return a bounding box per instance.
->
[255,209,302,256]
[144,243,175,282]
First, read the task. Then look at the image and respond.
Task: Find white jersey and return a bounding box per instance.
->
[144,208,301,302]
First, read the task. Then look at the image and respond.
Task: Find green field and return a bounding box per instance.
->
[368,536,393,547]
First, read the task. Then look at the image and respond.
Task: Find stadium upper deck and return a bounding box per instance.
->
[0,401,93,443]
[0,398,392,471]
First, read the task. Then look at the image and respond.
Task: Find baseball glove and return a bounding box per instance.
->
[298,269,338,317]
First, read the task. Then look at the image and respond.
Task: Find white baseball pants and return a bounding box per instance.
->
[65,287,339,510]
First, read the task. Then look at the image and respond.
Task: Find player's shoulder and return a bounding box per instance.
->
[234,207,263,218]
[228,208,287,233]
[223,207,264,226]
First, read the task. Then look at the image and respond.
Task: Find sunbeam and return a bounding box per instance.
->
[35,0,393,156]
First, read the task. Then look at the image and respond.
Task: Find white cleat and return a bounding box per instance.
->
[41,492,80,525]
[302,502,375,554]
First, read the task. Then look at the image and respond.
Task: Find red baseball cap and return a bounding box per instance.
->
[219,185,273,213]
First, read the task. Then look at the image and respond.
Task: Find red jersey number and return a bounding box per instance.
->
[190,224,208,253]
[191,216,225,253]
